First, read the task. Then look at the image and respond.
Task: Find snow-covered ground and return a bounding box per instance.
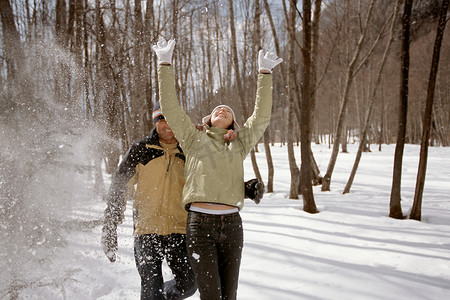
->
[15,143,450,299]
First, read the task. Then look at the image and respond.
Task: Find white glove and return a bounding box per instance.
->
[258,50,283,74]
[152,38,176,65]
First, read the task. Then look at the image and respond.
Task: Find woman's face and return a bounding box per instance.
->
[211,106,233,129]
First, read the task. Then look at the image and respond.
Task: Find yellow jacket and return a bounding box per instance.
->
[105,128,187,235]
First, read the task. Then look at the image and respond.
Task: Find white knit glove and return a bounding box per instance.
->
[258,50,283,74]
[152,38,176,65]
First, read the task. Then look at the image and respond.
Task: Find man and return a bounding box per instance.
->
[101,102,197,300]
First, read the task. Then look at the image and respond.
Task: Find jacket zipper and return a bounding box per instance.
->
[166,153,171,173]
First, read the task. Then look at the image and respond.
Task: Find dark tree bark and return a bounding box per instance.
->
[300,0,318,213]
[308,0,323,186]
[0,0,25,82]
[410,0,449,221]
[287,0,300,199]
[143,0,155,134]
[55,0,67,46]
[389,0,414,219]
[94,0,120,174]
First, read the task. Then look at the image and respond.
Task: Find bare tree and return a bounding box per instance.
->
[321,0,378,192]
[299,0,319,213]
[143,0,156,134]
[250,1,264,184]
[343,0,401,194]
[93,0,121,174]
[228,0,248,119]
[410,0,449,221]
[286,0,300,199]
[389,0,414,219]
[308,0,324,186]
[228,0,263,182]
[253,0,275,191]
[129,0,146,142]
[262,0,288,192]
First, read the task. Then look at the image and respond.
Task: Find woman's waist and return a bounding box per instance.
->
[189,202,239,215]
[190,202,236,210]
[190,202,237,210]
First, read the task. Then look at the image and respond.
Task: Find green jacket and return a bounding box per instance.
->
[158,65,273,210]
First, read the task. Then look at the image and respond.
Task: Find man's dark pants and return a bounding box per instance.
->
[134,233,197,300]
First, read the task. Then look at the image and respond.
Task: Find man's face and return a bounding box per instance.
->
[155,119,177,144]
[211,106,233,129]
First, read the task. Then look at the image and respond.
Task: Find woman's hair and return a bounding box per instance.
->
[205,119,235,130]
[202,105,239,130]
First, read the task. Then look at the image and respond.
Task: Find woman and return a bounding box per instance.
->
[153,39,282,300]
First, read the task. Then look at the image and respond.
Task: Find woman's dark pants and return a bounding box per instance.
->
[134,233,197,300]
[186,211,243,300]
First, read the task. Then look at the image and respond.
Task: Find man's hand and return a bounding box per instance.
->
[152,38,176,65]
[101,221,118,262]
[258,50,283,74]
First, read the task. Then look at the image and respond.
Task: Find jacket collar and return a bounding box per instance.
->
[148,128,161,145]
[148,127,183,154]
[207,127,229,144]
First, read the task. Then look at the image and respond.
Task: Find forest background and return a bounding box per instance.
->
[0,0,449,298]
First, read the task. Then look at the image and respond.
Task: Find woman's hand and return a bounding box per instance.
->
[152,38,176,65]
[258,50,283,74]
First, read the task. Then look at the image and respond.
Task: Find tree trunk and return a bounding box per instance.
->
[344,0,401,194]
[228,0,248,119]
[95,0,120,174]
[286,0,300,199]
[250,149,263,183]
[288,103,300,199]
[341,120,349,153]
[130,0,145,142]
[264,0,288,139]
[299,0,318,213]
[0,0,25,83]
[309,0,323,184]
[55,0,67,106]
[432,87,449,146]
[389,0,414,219]
[228,0,263,182]
[262,0,289,192]
[378,85,385,151]
[321,0,377,192]
[143,0,155,134]
[264,130,274,192]
[410,0,449,221]
[250,0,273,186]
